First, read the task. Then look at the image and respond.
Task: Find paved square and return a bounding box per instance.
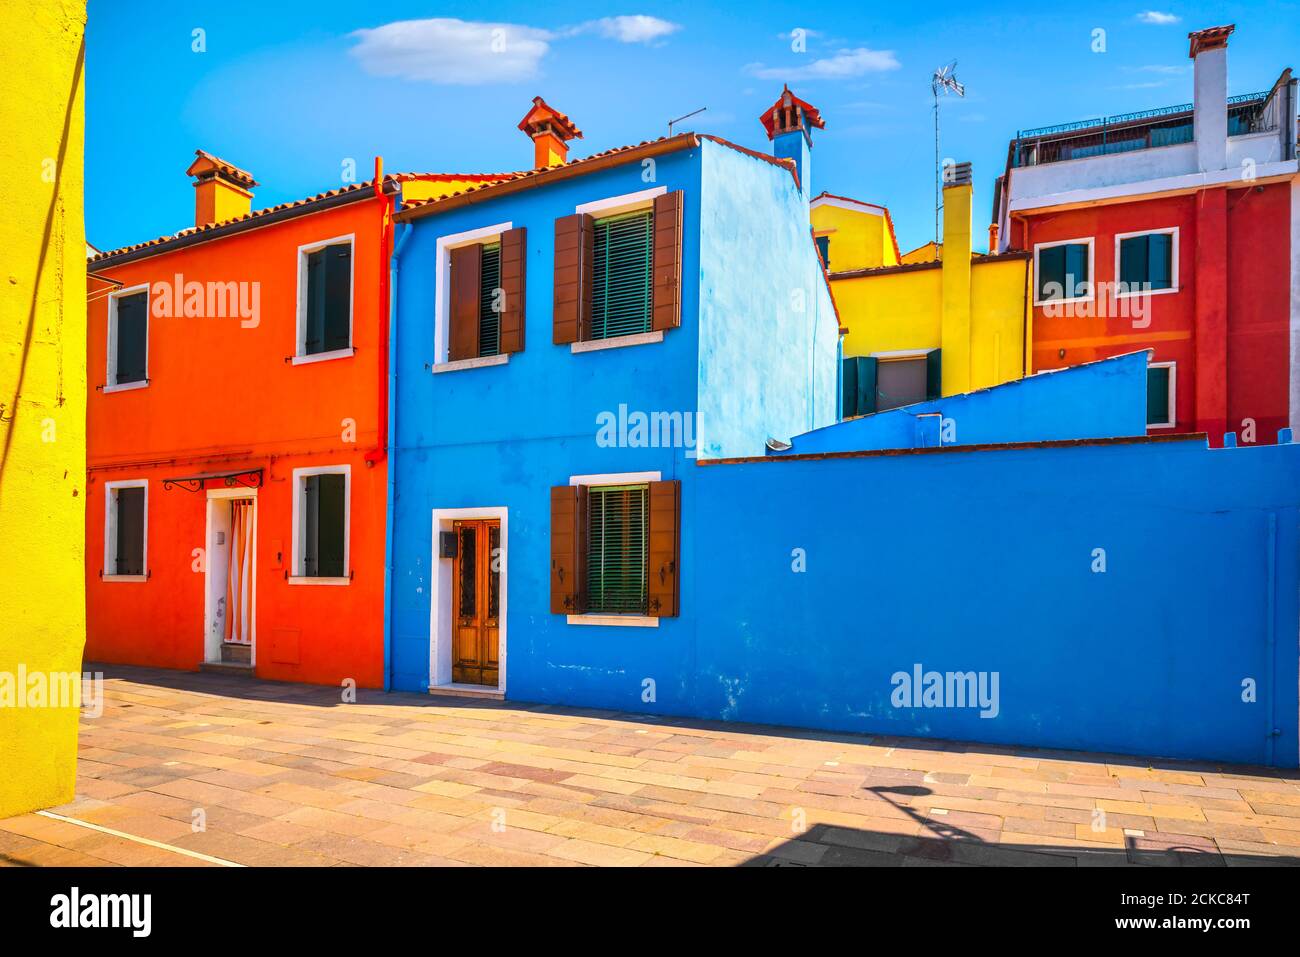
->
[3,666,1298,866]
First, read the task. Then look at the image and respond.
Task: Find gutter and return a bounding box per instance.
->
[381,213,413,693]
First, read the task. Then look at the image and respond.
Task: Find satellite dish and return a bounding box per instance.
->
[766,437,793,452]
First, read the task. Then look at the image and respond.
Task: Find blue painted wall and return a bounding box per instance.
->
[686,437,1300,767]
[389,138,838,696]
[786,351,1150,455]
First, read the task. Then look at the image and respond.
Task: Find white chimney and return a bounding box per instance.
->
[1190,24,1234,173]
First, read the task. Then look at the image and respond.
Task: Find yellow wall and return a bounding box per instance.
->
[0,0,87,819]
[830,182,1029,398]
[811,200,898,272]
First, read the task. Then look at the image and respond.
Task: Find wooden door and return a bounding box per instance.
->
[452,520,500,686]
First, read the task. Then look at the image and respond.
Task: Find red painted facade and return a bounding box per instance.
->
[1020,181,1293,446]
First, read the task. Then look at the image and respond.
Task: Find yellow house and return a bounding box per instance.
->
[813,165,1032,415]
[0,0,87,818]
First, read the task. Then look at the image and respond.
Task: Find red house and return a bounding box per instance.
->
[994,24,1299,445]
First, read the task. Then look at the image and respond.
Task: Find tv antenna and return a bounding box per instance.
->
[931,61,965,245]
[668,107,707,136]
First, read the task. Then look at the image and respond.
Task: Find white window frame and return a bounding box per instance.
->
[566,470,662,628]
[289,464,351,584]
[1147,360,1177,430]
[103,479,148,581]
[294,234,356,365]
[1113,227,1180,299]
[1033,237,1095,307]
[105,283,150,393]
[432,221,513,369]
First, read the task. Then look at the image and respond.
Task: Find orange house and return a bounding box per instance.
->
[85,153,502,687]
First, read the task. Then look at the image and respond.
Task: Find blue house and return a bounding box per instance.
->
[386,92,840,702]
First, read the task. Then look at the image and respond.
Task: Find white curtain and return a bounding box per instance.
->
[226,500,254,643]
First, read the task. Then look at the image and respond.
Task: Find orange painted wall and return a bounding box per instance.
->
[85,195,390,688]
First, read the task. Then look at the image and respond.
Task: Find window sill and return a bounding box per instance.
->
[571,331,663,354]
[103,574,148,583]
[566,614,659,628]
[1032,295,1094,308]
[1147,422,1176,430]
[287,575,351,586]
[1114,286,1180,299]
[433,353,510,374]
[103,380,148,394]
[292,347,355,366]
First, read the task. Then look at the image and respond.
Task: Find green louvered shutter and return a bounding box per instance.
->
[586,485,648,614]
[926,348,942,400]
[478,242,501,357]
[591,210,654,340]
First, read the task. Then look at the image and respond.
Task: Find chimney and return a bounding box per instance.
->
[760,85,825,195]
[940,161,974,396]
[517,97,583,169]
[1189,24,1234,172]
[186,150,256,227]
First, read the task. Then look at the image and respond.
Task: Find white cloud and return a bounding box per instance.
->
[349,18,551,84]
[1136,11,1181,24]
[589,16,680,44]
[349,15,683,84]
[746,47,900,81]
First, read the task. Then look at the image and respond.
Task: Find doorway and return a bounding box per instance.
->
[204,491,257,665]
[451,519,500,686]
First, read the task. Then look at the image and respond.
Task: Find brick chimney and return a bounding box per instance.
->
[1189,24,1234,172]
[760,85,825,194]
[186,150,256,227]
[517,97,583,169]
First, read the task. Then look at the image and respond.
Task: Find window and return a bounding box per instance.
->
[551,476,679,621]
[292,466,349,581]
[815,235,831,269]
[107,287,149,389]
[1035,240,1092,303]
[554,190,682,349]
[1147,362,1175,428]
[1117,229,1177,294]
[104,480,147,578]
[876,357,929,412]
[296,237,353,360]
[441,224,525,366]
[842,350,941,418]
[591,210,654,340]
[586,484,649,614]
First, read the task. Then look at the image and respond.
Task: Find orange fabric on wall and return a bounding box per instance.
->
[226,500,253,643]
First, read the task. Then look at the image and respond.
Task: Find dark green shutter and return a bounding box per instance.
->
[114,292,148,384]
[592,211,653,340]
[478,242,501,357]
[1146,366,1171,426]
[305,243,351,355]
[1148,234,1172,290]
[304,473,346,577]
[324,243,351,352]
[1119,236,1146,291]
[1037,245,1064,301]
[925,348,942,400]
[842,356,878,417]
[842,357,858,418]
[815,235,831,269]
[586,485,648,614]
[115,486,145,575]
[1064,243,1088,298]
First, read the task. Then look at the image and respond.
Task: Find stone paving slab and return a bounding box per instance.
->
[2,665,1299,867]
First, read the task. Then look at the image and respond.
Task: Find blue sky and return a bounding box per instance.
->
[86,1,1300,254]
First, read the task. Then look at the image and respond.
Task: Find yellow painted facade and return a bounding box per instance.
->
[825,181,1031,397]
[0,0,87,818]
[810,195,898,272]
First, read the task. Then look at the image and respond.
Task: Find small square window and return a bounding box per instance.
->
[1119,232,1175,292]
[1036,241,1091,302]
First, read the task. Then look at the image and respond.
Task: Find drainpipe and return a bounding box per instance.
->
[366,157,390,468]
[382,215,412,693]
[1265,511,1278,766]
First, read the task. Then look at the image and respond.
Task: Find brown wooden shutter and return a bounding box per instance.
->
[498,227,526,354]
[449,243,481,361]
[550,484,587,613]
[652,191,684,332]
[647,479,680,617]
[553,213,593,344]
